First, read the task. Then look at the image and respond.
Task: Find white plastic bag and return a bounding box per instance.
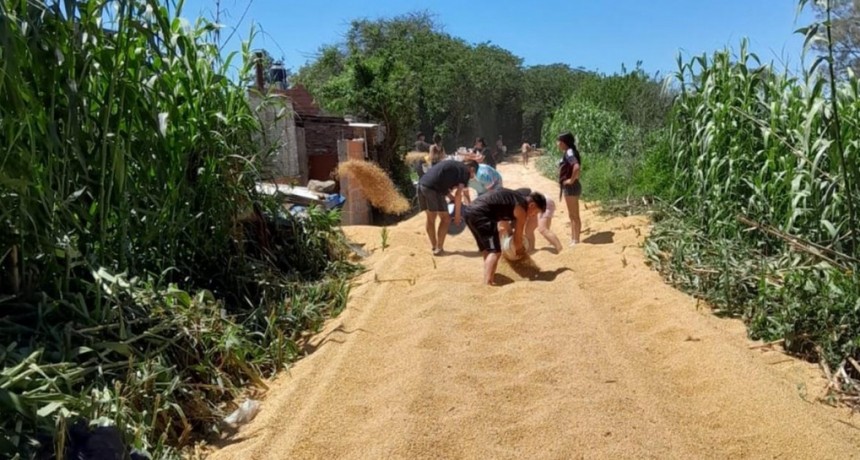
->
[223,399,261,426]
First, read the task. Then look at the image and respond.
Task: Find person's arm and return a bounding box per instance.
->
[488,170,500,190]
[463,186,472,204]
[564,164,581,185]
[563,157,581,185]
[513,205,527,254]
[453,185,464,224]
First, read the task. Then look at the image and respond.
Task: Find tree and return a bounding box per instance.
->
[295,12,528,176]
[521,64,584,143]
[811,0,860,77]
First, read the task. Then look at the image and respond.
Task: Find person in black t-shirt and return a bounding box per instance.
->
[417,160,478,255]
[463,188,547,285]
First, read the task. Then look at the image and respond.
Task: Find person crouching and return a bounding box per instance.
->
[463,188,547,285]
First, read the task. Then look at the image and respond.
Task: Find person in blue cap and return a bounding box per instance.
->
[464,155,503,203]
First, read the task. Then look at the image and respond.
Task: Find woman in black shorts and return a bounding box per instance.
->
[557,132,582,246]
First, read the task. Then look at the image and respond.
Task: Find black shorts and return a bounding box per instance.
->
[562,180,582,197]
[417,184,447,212]
[464,210,501,253]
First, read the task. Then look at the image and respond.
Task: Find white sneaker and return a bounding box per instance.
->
[569,239,578,247]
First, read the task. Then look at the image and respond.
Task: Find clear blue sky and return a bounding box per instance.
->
[180,0,815,77]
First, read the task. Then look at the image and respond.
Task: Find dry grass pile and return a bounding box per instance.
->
[405,151,428,166]
[337,160,410,215]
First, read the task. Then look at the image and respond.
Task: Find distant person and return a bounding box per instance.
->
[413,133,431,179]
[521,142,532,165]
[463,188,546,285]
[418,159,478,255]
[465,161,503,203]
[495,135,506,159]
[557,132,582,246]
[429,133,447,166]
[414,133,430,152]
[474,137,496,168]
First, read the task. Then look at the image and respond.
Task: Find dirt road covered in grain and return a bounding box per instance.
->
[210,160,860,459]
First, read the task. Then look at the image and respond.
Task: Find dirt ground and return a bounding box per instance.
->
[207,158,860,459]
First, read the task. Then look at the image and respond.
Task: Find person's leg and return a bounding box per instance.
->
[436,211,451,252]
[424,211,438,250]
[418,186,437,250]
[481,224,503,285]
[538,216,563,252]
[564,196,581,244]
[430,190,450,253]
[525,214,538,251]
[484,251,501,285]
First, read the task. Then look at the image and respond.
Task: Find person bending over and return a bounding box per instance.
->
[418,159,478,255]
[463,188,546,285]
[499,188,563,253]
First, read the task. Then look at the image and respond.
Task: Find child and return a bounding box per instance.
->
[499,188,563,253]
[464,162,503,203]
[521,142,531,166]
[429,133,447,166]
[557,132,582,246]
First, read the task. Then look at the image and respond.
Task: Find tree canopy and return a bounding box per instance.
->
[294,11,671,192]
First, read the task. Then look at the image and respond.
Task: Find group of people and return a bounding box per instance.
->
[414,133,501,170]
[415,131,583,285]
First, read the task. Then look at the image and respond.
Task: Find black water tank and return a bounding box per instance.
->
[269,61,288,89]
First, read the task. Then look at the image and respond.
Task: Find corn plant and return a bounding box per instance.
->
[647,0,860,400]
[0,0,357,457]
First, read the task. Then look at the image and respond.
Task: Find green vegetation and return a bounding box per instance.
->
[297,13,637,194]
[531,1,860,401]
[296,13,526,194]
[0,0,356,457]
[646,2,860,394]
[536,67,674,202]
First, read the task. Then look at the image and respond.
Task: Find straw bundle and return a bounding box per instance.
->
[405,151,429,166]
[337,160,411,215]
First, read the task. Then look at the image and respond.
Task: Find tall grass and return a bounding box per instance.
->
[646,25,860,389]
[0,0,356,457]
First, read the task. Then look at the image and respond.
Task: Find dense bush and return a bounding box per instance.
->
[0,1,356,457]
[646,37,860,382]
[536,98,673,202]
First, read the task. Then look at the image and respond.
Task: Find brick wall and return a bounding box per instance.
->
[305,121,349,156]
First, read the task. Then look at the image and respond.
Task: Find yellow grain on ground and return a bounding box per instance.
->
[207,159,860,460]
[337,160,410,215]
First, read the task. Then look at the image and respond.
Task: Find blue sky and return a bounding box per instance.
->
[180,0,815,77]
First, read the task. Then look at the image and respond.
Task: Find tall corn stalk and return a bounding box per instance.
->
[649,1,860,383]
[0,0,262,309]
[0,0,360,456]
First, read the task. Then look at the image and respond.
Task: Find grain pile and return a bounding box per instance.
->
[337,160,410,215]
[498,253,542,280]
[208,161,860,460]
